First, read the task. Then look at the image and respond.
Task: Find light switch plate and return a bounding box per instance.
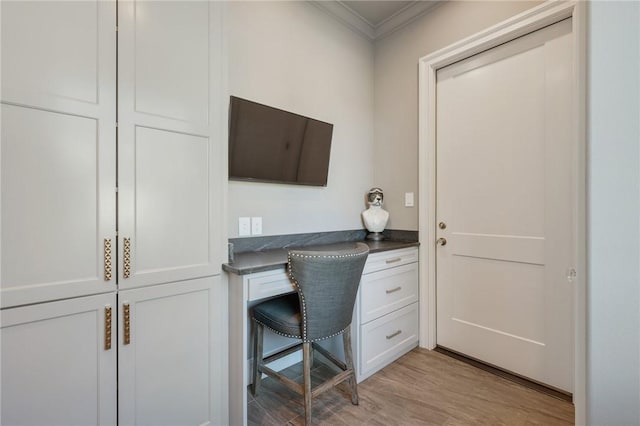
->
[405,192,415,207]
[251,217,262,235]
[238,217,251,236]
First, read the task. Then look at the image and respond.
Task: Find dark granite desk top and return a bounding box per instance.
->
[222,240,419,275]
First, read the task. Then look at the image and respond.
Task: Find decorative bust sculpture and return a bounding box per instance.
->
[362,187,389,241]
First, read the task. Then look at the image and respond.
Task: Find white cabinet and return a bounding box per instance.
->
[1,0,117,308]
[1,293,117,426]
[118,277,224,426]
[1,278,225,426]
[1,2,226,425]
[117,0,223,289]
[1,0,224,300]
[357,247,419,381]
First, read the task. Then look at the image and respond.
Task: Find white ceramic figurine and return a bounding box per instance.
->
[362,187,389,240]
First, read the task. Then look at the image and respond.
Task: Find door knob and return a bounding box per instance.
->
[436,237,447,246]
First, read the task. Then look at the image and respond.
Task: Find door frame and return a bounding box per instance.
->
[417,0,586,422]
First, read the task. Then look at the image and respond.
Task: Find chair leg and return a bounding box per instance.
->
[252,321,264,396]
[303,342,313,425]
[343,327,359,405]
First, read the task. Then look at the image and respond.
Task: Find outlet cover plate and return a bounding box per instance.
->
[405,192,415,207]
[251,217,262,235]
[238,217,251,236]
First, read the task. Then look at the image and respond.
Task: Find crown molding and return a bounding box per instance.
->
[375,1,443,40]
[311,1,443,41]
[310,1,376,39]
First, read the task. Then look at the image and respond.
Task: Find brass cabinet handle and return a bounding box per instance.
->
[105,306,112,350]
[123,303,131,345]
[104,238,112,281]
[385,286,402,294]
[385,257,402,264]
[386,330,402,340]
[123,237,131,278]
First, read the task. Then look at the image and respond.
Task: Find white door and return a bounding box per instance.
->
[118,277,219,426]
[117,1,221,289]
[1,293,117,426]
[436,19,574,392]
[1,1,116,308]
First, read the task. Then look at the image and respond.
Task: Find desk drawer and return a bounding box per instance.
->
[360,262,418,324]
[363,247,418,274]
[359,302,418,380]
[247,270,295,302]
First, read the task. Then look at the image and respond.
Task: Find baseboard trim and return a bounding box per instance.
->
[434,346,573,403]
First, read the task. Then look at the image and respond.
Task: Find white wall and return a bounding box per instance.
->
[587,1,640,424]
[226,1,374,237]
[373,1,541,230]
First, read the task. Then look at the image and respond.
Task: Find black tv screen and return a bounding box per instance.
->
[228,96,333,186]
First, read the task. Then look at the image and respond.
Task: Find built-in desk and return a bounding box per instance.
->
[226,240,419,426]
[222,240,419,275]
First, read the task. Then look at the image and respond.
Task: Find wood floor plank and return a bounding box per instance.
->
[247,348,574,425]
[248,400,280,426]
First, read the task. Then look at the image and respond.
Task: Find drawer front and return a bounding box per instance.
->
[360,263,418,324]
[247,270,295,302]
[363,247,418,274]
[359,303,419,380]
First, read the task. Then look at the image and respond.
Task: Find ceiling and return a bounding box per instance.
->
[312,0,442,40]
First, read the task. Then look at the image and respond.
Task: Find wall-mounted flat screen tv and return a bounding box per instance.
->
[228,96,333,187]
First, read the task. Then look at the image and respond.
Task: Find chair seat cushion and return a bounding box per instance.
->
[252,293,302,338]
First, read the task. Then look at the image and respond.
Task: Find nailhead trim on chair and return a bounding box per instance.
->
[254,318,351,343]
[253,318,301,339]
[287,250,368,342]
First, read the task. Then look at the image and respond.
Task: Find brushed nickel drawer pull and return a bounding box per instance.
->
[386,286,402,294]
[385,257,402,264]
[386,330,402,340]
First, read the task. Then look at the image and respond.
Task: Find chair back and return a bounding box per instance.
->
[287,243,369,342]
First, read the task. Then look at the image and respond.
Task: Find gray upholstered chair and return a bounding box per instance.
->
[251,243,369,425]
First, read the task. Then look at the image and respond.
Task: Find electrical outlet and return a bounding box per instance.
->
[251,217,262,235]
[405,192,415,207]
[238,217,251,236]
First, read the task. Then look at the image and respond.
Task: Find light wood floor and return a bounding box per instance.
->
[247,347,574,425]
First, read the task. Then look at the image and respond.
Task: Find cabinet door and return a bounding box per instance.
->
[118,277,223,426]
[0,1,117,307]
[117,1,223,289]
[1,293,117,426]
